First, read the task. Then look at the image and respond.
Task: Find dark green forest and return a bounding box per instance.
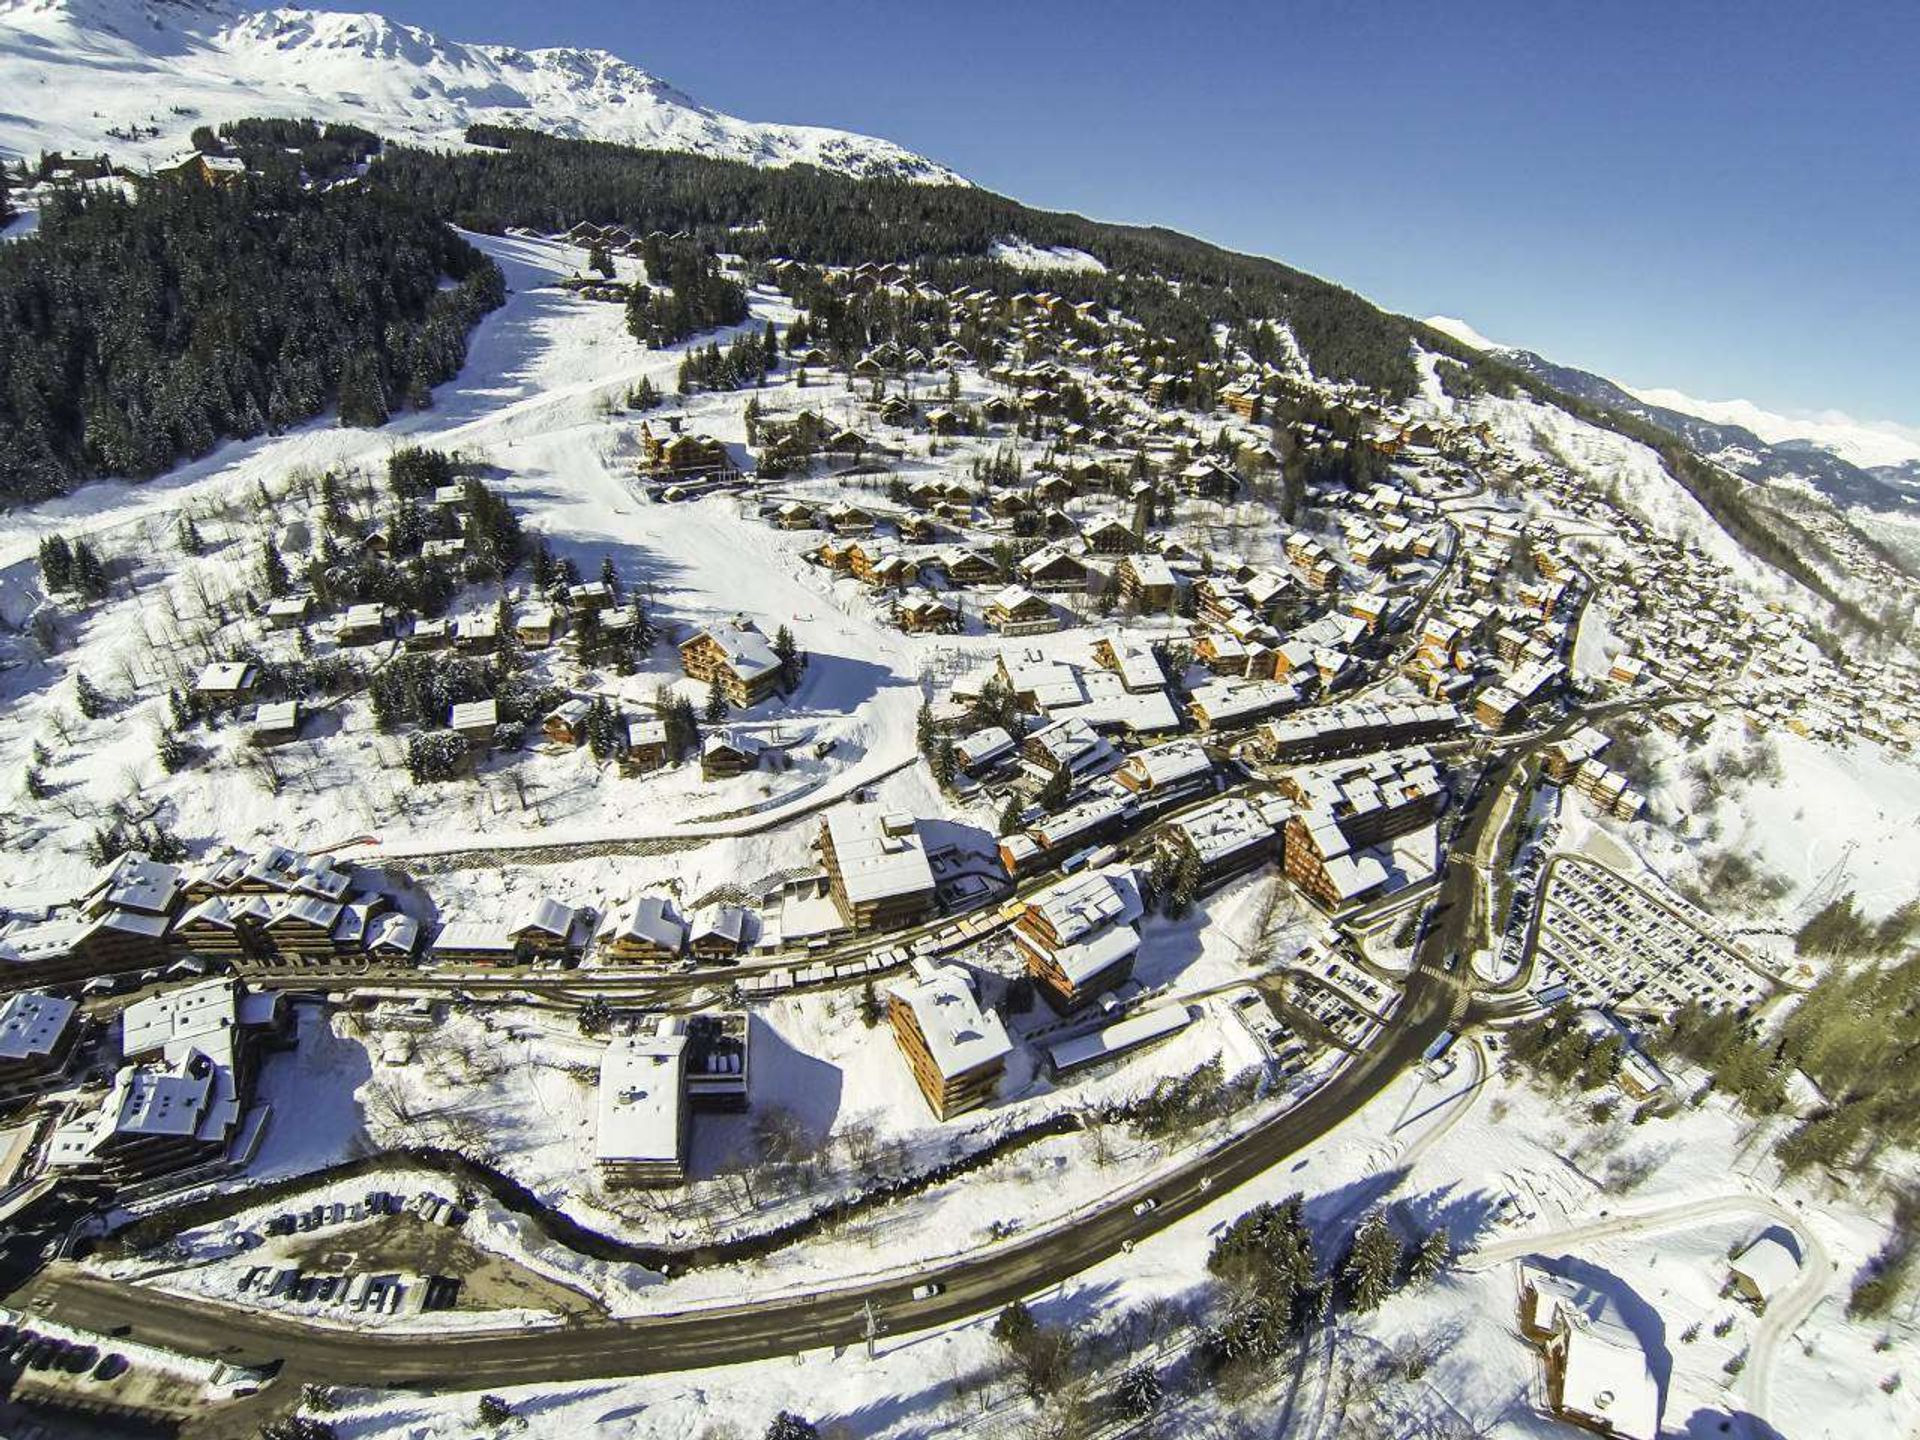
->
[378,128,1429,398]
[0,172,502,505]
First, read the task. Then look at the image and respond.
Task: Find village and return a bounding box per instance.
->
[0,214,1916,1440]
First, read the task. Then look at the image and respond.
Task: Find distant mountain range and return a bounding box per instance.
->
[1426,316,1919,512]
[0,0,964,183]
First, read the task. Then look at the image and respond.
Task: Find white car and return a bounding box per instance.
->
[1132,1198,1159,1217]
[911,1282,944,1301]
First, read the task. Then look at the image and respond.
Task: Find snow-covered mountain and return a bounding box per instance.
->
[1425,314,1919,509]
[0,0,965,183]
[1625,387,1920,476]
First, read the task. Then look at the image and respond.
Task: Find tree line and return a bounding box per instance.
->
[372,128,1426,398]
[0,170,503,506]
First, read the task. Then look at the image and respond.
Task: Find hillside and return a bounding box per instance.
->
[0,0,962,183]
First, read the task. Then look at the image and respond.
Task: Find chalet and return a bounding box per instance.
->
[249,700,304,748]
[453,610,501,652]
[817,807,937,932]
[985,585,1060,636]
[1014,870,1144,1012]
[680,618,784,708]
[1021,716,1120,781]
[404,617,453,652]
[262,894,344,959]
[1162,796,1278,885]
[640,424,730,478]
[1115,553,1176,611]
[687,904,754,962]
[896,597,960,634]
[1114,738,1214,803]
[1081,516,1142,555]
[516,604,558,648]
[1197,632,1251,676]
[925,407,960,435]
[512,897,590,961]
[825,503,876,536]
[600,895,687,966]
[886,962,1011,1120]
[449,698,500,749]
[954,727,1016,774]
[1017,545,1088,593]
[543,698,593,747]
[1187,679,1300,731]
[619,715,673,774]
[999,795,1131,877]
[596,1029,690,1187]
[263,595,314,630]
[193,662,258,707]
[773,500,816,530]
[701,730,765,779]
[337,603,389,646]
[1090,634,1166,693]
[0,991,81,1097]
[1180,460,1238,499]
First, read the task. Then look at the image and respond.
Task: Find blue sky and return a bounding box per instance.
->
[379,0,1919,425]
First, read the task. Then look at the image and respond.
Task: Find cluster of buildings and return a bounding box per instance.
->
[45,979,287,1186]
[0,848,422,991]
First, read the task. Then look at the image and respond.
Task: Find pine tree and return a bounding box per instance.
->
[176,514,204,555]
[599,554,620,599]
[704,677,730,724]
[998,793,1025,837]
[1342,1210,1404,1313]
[23,765,48,801]
[156,727,190,774]
[764,1414,818,1440]
[915,698,937,756]
[167,688,193,728]
[1168,850,1203,918]
[74,673,109,720]
[1408,1227,1451,1283]
[260,542,291,598]
[772,624,801,689]
[1037,765,1071,810]
[37,534,74,591]
[931,737,957,791]
[1116,1362,1162,1418]
[71,540,108,600]
[587,243,613,278]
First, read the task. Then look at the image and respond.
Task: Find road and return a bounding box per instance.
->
[0,710,1565,1423]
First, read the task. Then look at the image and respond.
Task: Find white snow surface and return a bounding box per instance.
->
[986,236,1106,274]
[0,0,965,183]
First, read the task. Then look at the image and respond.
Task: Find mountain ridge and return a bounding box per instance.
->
[0,0,966,183]
[1424,315,1916,511]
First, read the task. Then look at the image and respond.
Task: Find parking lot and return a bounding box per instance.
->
[1529,855,1770,1015]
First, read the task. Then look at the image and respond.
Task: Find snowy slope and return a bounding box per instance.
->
[0,0,965,183]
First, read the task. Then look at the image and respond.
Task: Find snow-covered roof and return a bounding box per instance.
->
[823,807,935,905]
[1025,870,1143,946]
[1524,1269,1662,1440]
[609,894,685,952]
[0,991,76,1063]
[1730,1234,1801,1302]
[595,1030,688,1166]
[688,617,780,681]
[1119,738,1212,790]
[887,964,1012,1080]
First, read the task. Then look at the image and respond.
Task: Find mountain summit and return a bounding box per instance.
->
[0,0,965,183]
